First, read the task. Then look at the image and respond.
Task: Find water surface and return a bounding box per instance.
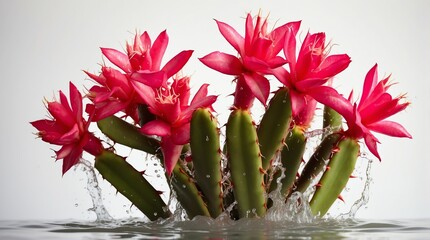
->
[1,218,429,239]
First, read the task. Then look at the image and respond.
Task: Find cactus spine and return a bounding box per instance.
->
[310,136,360,216]
[190,108,223,218]
[226,109,266,218]
[94,150,170,220]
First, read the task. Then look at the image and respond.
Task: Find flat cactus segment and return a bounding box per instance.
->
[257,87,292,170]
[310,137,360,216]
[279,126,307,196]
[292,133,341,194]
[171,163,211,219]
[190,108,223,218]
[97,115,159,154]
[94,150,170,220]
[226,109,266,218]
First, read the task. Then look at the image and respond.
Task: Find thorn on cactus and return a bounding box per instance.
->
[326,166,331,171]
[349,175,357,178]
[259,167,267,174]
[315,183,322,188]
[337,195,345,202]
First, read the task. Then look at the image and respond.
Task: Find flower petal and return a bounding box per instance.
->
[215,19,244,53]
[131,81,156,109]
[162,50,193,79]
[199,51,243,75]
[130,70,166,88]
[171,123,190,145]
[243,73,270,106]
[150,30,169,71]
[307,86,354,122]
[160,137,183,176]
[271,21,301,57]
[311,54,351,79]
[367,120,412,138]
[359,64,378,107]
[364,133,381,161]
[141,120,171,137]
[101,48,132,73]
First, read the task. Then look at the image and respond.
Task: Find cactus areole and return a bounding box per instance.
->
[31,11,411,221]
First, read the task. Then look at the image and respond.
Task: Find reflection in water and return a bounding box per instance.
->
[1,218,430,239]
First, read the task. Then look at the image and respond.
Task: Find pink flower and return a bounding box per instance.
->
[134,76,217,175]
[200,13,300,109]
[273,31,351,127]
[31,82,103,174]
[309,64,412,159]
[86,31,193,122]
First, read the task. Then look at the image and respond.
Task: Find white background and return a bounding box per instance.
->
[1,0,429,220]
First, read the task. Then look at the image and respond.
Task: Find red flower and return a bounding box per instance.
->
[31,82,103,174]
[309,64,412,159]
[273,31,351,127]
[134,76,217,175]
[86,31,193,122]
[200,13,300,109]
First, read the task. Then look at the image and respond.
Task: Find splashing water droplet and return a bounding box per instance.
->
[78,159,112,222]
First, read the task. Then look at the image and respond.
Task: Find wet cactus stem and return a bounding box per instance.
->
[170,161,211,219]
[94,150,171,220]
[291,132,341,195]
[310,136,360,216]
[257,87,292,170]
[190,108,223,218]
[226,109,266,218]
[97,115,159,154]
[278,126,307,196]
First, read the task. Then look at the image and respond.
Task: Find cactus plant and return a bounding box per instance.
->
[31,11,411,222]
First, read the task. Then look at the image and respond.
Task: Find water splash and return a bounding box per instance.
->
[338,159,373,219]
[78,159,113,222]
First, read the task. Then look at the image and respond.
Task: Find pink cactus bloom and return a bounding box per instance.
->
[133,76,218,175]
[273,31,351,127]
[200,13,300,109]
[309,64,412,160]
[31,82,103,174]
[86,31,193,122]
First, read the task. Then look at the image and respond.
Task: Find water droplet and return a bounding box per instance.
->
[154,212,158,216]
[206,174,211,178]
[205,136,209,141]
[182,184,187,188]
[282,100,287,103]
[243,172,246,176]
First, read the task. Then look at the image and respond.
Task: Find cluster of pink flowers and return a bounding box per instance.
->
[31,12,411,176]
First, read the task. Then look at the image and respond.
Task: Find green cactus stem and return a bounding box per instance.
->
[97,115,159,154]
[171,161,211,219]
[94,150,170,220]
[257,87,292,170]
[291,132,341,195]
[309,136,360,216]
[226,109,266,218]
[322,105,343,139]
[190,108,223,218]
[278,126,307,196]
